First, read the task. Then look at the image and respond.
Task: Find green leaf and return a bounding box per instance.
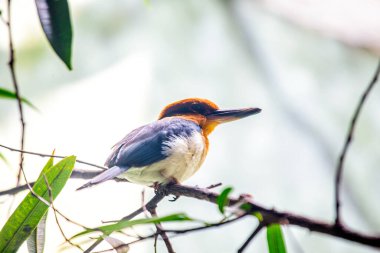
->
[253,212,263,222]
[35,0,73,70]
[0,87,38,110]
[239,203,251,212]
[217,187,233,214]
[73,213,192,239]
[0,156,76,252]
[27,211,48,253]
[267,224,287,253]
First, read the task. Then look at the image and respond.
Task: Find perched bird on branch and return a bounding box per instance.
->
[77,98,261,190]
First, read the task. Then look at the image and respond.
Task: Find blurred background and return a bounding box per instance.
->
[0,0,380,252]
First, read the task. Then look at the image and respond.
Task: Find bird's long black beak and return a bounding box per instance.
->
[206,107,261,123]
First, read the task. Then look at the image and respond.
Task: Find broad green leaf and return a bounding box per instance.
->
[27,212,48,253]
[73,213,192,239]
[0,156,76,252]
[217,187,233,214]
[267,224,287,253]
[0,87,38,110]
[35,0,73,70]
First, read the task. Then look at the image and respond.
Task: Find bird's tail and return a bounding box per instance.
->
[76,166,127,191]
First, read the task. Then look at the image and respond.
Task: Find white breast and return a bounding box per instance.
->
[161,132,206,182]
[121,131,206,186]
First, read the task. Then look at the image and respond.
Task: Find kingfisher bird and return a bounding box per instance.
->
[77,98,261,190]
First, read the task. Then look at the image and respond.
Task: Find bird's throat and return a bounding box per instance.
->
[176,114,218,136]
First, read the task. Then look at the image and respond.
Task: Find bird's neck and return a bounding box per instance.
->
[175,114,218,136]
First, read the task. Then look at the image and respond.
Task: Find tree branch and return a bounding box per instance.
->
[334,60,380,225]
[2,172,380,249]
[165,184,380,248]
[5,0,26,186]
[90,179,380,253]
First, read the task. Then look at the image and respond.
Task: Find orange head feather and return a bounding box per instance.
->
[158,98,261,136]
[158,98,219,136]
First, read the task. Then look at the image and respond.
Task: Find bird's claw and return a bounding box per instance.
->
[169,195,180,202]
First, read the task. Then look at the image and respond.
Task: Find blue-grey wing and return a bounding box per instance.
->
[113,129,168,167]
[105,118,201,168]
[104,125,147,167]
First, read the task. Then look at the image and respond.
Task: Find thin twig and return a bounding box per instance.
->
[0,150,51,207]
[52,204,84,251]
[237,223,264,253]
[149,208,175,253]
[141,189,150,218]
[93,236,151,253]
[43,175,84,251]
[0,144,107,170]
[84,192,166,253]
[19,165,50,207]
[206,182,222,189]
[6,0,26,186]
[334,60,380,226]
[153,233,158,253]
[164,214,247,235]
[141,188,158,238]
[54,208,90,230]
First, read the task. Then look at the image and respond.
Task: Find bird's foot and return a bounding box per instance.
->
[165,178,180,201]
[153,183,172,197]
[153,179,180,200]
